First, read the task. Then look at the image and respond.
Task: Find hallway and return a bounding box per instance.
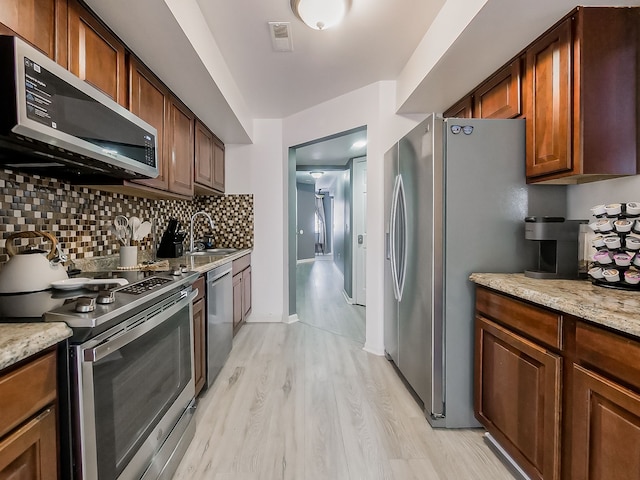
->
[295,254,366,344]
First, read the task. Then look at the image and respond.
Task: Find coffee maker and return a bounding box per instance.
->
[524,217,588,279]
[157,218,186,258]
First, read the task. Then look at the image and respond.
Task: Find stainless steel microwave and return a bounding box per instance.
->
[0,35,158,183]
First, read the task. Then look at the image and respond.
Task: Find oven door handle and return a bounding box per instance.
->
[84,289,198,363]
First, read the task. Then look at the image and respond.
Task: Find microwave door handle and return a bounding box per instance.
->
[84,289,197,363]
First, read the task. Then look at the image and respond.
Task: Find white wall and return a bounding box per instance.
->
[568,176,640,220]
[225,81,424,355]
[225,119,284,322]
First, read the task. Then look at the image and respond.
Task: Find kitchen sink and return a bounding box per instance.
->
[187,248,238,256]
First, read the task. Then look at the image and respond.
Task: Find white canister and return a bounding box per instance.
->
[119,246,138,268]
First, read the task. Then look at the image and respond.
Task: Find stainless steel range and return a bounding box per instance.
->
[44,268,199,480]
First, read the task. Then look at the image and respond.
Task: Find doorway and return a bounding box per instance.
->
[289,127,367,343]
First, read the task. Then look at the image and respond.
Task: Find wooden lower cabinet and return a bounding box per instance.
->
[192,298,205,397]
[232,254,252,336]
[0,349,59,479]
[232,272,243,334]
[475,315,561,480]
[571,365,640,480]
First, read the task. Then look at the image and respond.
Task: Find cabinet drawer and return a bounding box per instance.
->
[576,321,640,389]
[476,287,562,350]
[193,275,205,303]
[232,253,251,275]
[0,350,57,439]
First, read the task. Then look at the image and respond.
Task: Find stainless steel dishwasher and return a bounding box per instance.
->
[206,264,233,386]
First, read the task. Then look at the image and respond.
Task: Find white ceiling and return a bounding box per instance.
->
[85,0,640,146]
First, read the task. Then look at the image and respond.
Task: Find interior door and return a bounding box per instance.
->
[353,157,367,306]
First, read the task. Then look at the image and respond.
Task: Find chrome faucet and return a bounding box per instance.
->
[190,211,215,252]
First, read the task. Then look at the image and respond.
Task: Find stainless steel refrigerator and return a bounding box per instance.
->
[384,114,565,428]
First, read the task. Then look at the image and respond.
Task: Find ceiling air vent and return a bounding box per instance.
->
[268,22,293,52]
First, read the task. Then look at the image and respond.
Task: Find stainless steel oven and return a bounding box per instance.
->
[65,281,197,480]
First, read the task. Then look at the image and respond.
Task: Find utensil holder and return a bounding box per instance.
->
[119,246,138,268]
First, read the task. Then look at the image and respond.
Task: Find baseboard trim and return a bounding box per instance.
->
[363,342,385,356]
[296,258,315,264]
[484,432,531,480]
[246,313,283,323]
[284,314,300,324]
[342,290,355,305]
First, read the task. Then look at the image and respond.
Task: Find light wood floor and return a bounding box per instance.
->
[295,255,366,344]
[173,327,517,479]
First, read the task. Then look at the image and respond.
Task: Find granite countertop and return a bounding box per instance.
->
[0,323,72,371]
[469,273,640,339]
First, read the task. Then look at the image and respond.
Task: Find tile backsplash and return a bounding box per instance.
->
[0,169,253,266]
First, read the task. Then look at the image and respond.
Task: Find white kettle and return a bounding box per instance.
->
[0,231,68,294]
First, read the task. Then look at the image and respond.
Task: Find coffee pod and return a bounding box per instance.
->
[602,268,620,282]
[635,219,640,233]
[592,235,606,248]
[626,236,640,250]
[594,250,613,264]
[627,202,640,216]
[588,266,605,279]
[605,203,622,216]
[624,270,640,285]
[595,219,613,232]
[634,254,640,268]
[614,253,632,266]
[590,204,607,216]
[614,219,633,233]
[603,235,621,249]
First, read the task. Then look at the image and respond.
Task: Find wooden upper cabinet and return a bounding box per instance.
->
[0,0,68,66]
[129,57,169,191]
[525,19,572,179]
[195,120,225,194]
[474,59,522,119]
[166,96,194,196]
[67,0,127,106]
[443,96,473,119]
[525,7,640,183]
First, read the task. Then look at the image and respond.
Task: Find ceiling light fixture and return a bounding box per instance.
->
[290,0,348,30]
[352,140,367,149]
[310,171,324,179]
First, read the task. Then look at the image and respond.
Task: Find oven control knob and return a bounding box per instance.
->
[96,290,116,304]
[75,296,96,313]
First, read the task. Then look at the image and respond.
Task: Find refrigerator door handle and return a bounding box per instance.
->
[396,175,407,301]
[389,174,401,300]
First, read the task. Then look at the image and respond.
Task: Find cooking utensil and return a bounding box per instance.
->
[136,221,152,240]
[110,225,126,246]
[129,216,141,240]
[0,231,68,293]
[114,215,129,244]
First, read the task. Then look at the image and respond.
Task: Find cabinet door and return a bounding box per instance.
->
[129,57,169,191]
[443,96,473,118]
[166,96,194,196]
[192,298,205,397]
[475,316,561,480]
[0,407,57,480]
[0,0,67,66]
[571,365,640,480]
[525,18,572,179]
[212,139,225,193]
[232,273,243,335]
[474,59,522,119]
[194,120,214,189]
[67,0,127,106]
[242,266,251,319]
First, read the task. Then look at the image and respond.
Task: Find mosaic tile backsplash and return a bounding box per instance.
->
[0,169,253,266]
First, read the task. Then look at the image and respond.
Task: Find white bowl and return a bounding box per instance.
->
[590,204,607,216]
[594,251,613,264]
[596,219,613,232]
[624,270,640,284]
[603,235,621,249]
[605,203,622,216]
[627,202,640,216]
[592,235,606,248]
[615,219,633,233]
[588,267,604,279]
[614,253,632,266]
[626,236,640,250]
[602,268,620,282]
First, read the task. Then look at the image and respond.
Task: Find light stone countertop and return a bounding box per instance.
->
[469,273,640,339]
[0,250,251,371]
[0,322,72,371]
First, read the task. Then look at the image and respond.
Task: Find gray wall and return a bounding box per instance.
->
[333,165,353,297]
[297,182,316,260]
[322,194,332,254]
